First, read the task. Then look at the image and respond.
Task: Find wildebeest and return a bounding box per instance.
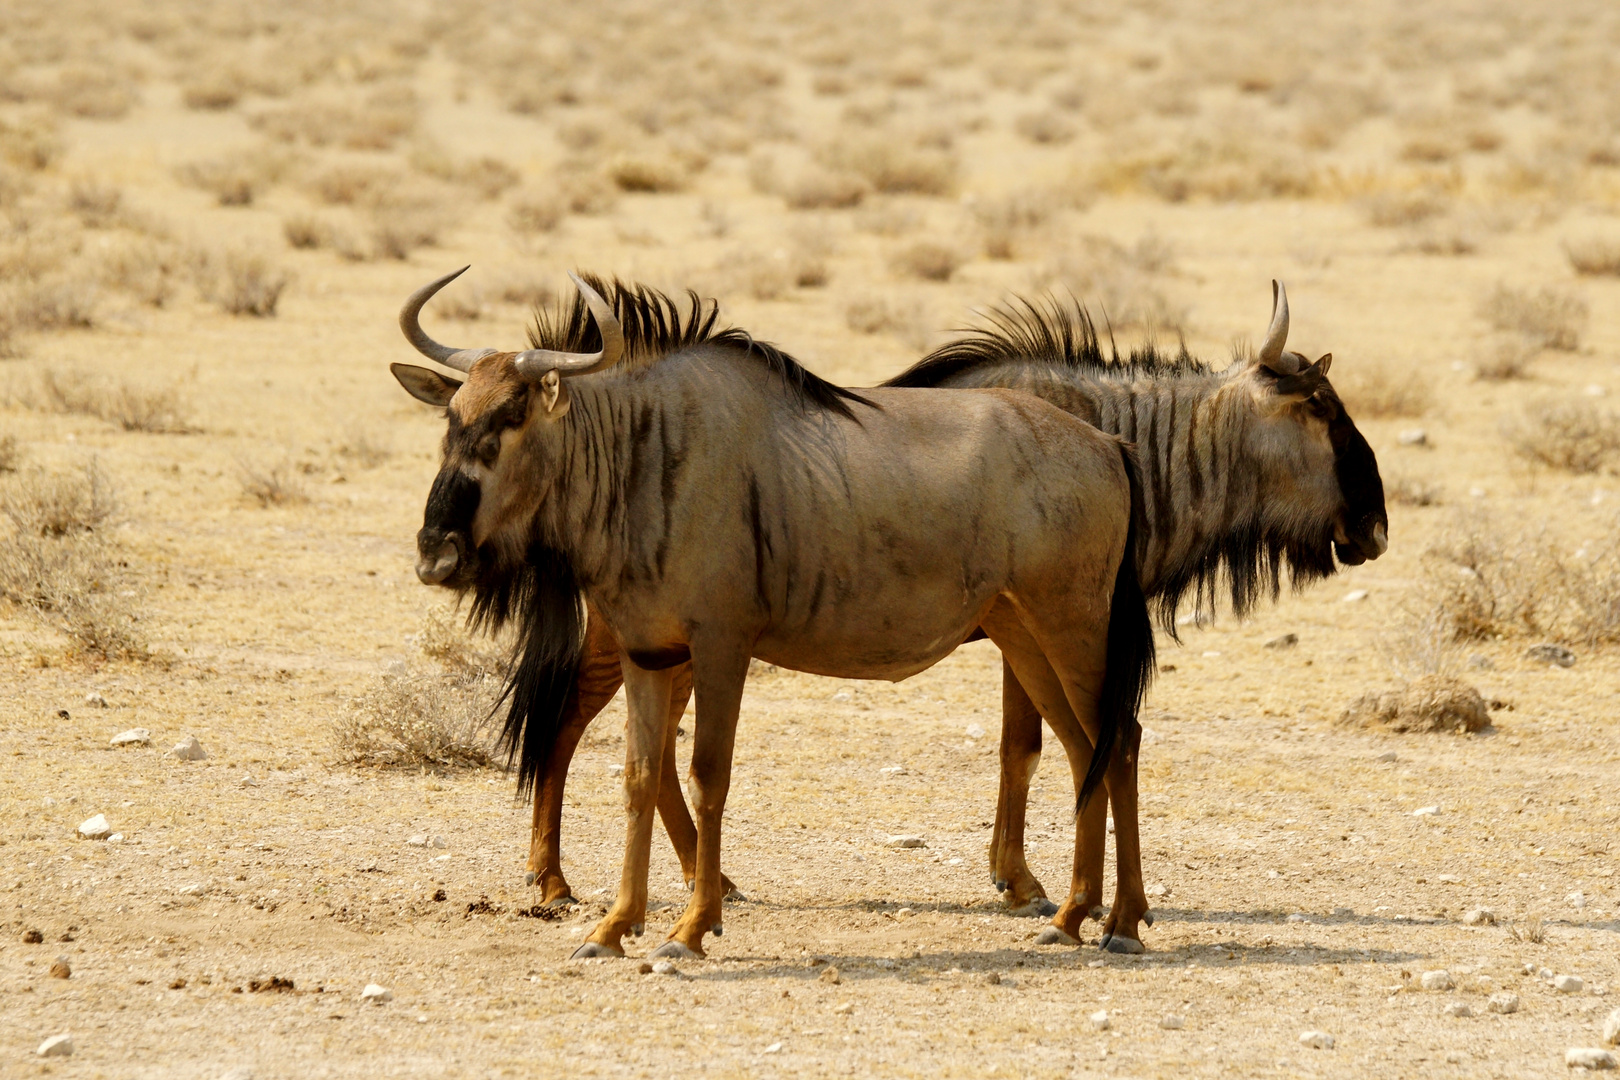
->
[506,281,1386,953]
[392,268,1154,959]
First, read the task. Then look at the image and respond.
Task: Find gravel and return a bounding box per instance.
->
[37,1034,73,1057]
[886,835,925,848]
[1090,1010,1110,1031]
[1160,1014,1186,1030]
[49,955,71,979]
[1299,1031,1335,1050]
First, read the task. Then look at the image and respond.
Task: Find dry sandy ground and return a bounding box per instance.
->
[3,3,1620,1077]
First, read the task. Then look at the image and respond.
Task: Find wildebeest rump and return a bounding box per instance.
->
[393,268,1154,959]
[513,281,1386,953]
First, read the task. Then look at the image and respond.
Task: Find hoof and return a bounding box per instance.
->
[1007,898,1058,918]
[630,923,644,937]
[684,878,695,893]
[1099,934,1145,954]
[524,871,536,886]
[711,923,723,937]
[649,940,701,960]
[1088,905,1108,921]
[543,895,578,911]
[1034,926,1081,946]
[569,941,623,960]
[1035,898,1059,917]
[1143,910,1155,928]
[994,878,1009,892]
[724,889,748,903]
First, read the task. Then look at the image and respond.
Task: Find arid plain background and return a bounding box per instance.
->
[2,1,1619,1077]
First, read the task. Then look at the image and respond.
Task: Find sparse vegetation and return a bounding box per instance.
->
[1505,399,1620,474]
[237,459,308,508]
[1333,359,1433,418]
[1565,236,1620,277]
[1338,675,1491,734]
[194,249,290,316]
[892,241,963,282]
[1478,283,1586,351]
[26,366,193,434]
[1476,335,1538,381]
[1387,474,1442,506]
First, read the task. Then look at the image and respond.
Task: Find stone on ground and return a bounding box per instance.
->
[109,727,150,747]
[651,960,679,976]
[1487,992,1520,1014]
[1443,1001,1472,1017]
[1527,643,1576,667]
[1160,1014,1185,1030]
[1463,907,1496,925]
[37,1034,73,1057]
[170,736,208,761]
[1420,970,1455,991]
[84,692,108,708]
[360,983,392,1003]
[1603,1008,1620,1047]
[1556,975,1586,994]
[1264,633,1298,649]
[77,814,111,840]
[819,966,840,985]
[1090,1010,1110,1031]
[1299,1031,1335,1050]
[1565,1049,1617,1071]
[49,955,71,979]
[1338,675,1490,733]
[886,835,925,848]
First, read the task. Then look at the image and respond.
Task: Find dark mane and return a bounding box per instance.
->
[530,274,873,420]
[885,295,1214,388]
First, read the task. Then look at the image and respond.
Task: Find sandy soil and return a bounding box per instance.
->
[1,2,1618,1077]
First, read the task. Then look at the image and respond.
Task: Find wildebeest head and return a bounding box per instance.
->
[1236,281,1387,567]
[390,266,623,591]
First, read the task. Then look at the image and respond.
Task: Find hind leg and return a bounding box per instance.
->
[990,660,1052,914]
[654,665,740,898]
[527,610,623,903]
[1098,721,1150,954]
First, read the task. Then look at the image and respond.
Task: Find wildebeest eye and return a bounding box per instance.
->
[476,433,501,464]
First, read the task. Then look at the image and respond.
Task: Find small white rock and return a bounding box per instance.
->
[763,1042,782,1054]
[360,983,392,1003]
[85,692,108,708]
[170,736,208,761]
[607,763,624,776]
[879,765,907,776]
[1090,1010,1111,1031]
[406,835,429,847]
[1570,891,1588,909]
[652,960,679,976]
[1443,1001,1473,1018]
[1376,751,1398,763]
[109,727,150,747]
[1557,975,1587,994]
[1146,884,1169,898]
[964,723,986,740]
[177,882,206,896]
[36,1034,73,1058]
[77,814,111,840]
[1160,1013,1185,1030]
[886,835,926,849]
[1463,908,1496,926]
[1565,1048,1617,1071]
[1413,806,1439,817]
[895,907,915,918]
[1421,970,1455,991]
[430,835,447,849]
[1287,913,1308,923]
[1299,1030,1335,1050]
[1398,428,1428,446]
[1343,589,1369,603]
[1437,874,1461,884]
[1487,992,1520,1014]
[1602,1007,1619,1046]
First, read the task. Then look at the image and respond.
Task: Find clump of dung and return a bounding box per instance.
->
[1337,674,1491,734]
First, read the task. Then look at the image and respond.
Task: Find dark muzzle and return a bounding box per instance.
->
[415,528,465,585]
[415,467,481,587]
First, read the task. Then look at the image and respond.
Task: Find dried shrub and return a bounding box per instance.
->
[1088,135,1314,202]
[306,163,400,206]
[820,137,957,196]
[1036,234,1184,332]
[2,277,100,333]
[67,182,122,228]
[334,429,393,470]
[0,461,144,660]
[1387,475,1442,507]
[48,67,136,120]
[418,605,505,679]
[250,85,418,150]
[177,150,290,208]
[1331,359,1432,419]
[332,665,500,769]
[409,143,520,200]
[99,236,183,308]
[194,249,289,317]
[506,190,565,235]
[780,167,869,210]
[236,460,307,507]
[0,114,64,171]
[180,71,242,111]
[892,240,963,282]
[1013,110,1077,145]
[1425,508,1620,646]
[971,190,1056,259]
[844,293,933,350]
[1476,335,1537,381]
[1565,237,1620,277]
[1478,283,1586,351]
[1360,189,1450,227]
[281,213,333,250]
[1505,400,1620,474]
[608,156,687,194]
[28,366,193,434]
[0,435,18,473]
[1338,675,1490,734]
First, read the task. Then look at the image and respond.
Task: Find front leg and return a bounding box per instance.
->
[1098,722,1150,954]
[652,638,751,960]
[572,658,674,959]
[992,659,1052,914]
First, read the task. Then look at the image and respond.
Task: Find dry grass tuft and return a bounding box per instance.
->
[1331,359,1433,418]
[250,85,418,151]
[177,150,291,208]
[1387,474,1442,507]
[334,430,393,470]
[506,190,565,236]
[0,461,144,660]
[332,666,501,769]
[1013,111,1077,145]
[194,249,290,316]
[1337,674,1491,734]
[1565,237,1620,277]
[237,460,308,508]
[1505,399,1620,474]
[67,181,123,228]
[844,293,934,350]
[27,366,193,434]
[0,435,19,473]
[1476,335,1538,381]
[608,156,687,194]
[48,66,137,121]
[1360,189,1450,228]
[819,137,957,197]
[1478,283,1586,351]
[1425,508,1620,645]
[0,114,64,172]
[971,190,1056,260]
[892,241,963,282]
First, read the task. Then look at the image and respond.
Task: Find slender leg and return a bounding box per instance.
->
[1098,721,1150,953]
[991,659,1051,913]
[651,666,740,897]
[652,638,751,959]
[526,612,624,901]
[572,657,674,958]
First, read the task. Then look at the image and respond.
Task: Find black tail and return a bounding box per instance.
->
[1077,441,1156,810]
[472,542,584,801]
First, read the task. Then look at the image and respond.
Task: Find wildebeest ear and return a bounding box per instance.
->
[1271,353,1331,401]
[537,368,569,416]
[391,363,461,407]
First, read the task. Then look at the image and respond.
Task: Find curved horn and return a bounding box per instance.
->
[399,266,494,373]
[1256,279,1291,373]
[513,272,625,380]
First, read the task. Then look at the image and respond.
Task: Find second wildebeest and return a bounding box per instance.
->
[392,268,1154,959]
[507,281,1386,954]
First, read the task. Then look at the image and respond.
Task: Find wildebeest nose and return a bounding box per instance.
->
[1368,521,1389,558]
[416,549,459,585]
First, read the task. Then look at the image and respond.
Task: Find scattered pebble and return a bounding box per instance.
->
[1376,751,1398,763]
[879,765,907,776]
[1602,1008,1619,1046]
[1413,806,1439,817]
[1569,891,1587,909]
[360,984,392,1003]
[1332,907,1355,916]
[1487,992,1520,1014]
[1286,913,1308,924]
[1467,654,1494,670]
[1565,1048,1616,1071]
[170,736,208,761]
[36,1034,73,1058]
[84,692,108,708]
[1421,970,1455,991]
[1557,975,1587,995]
[833,1001,853,1014]
[1160,1014,1185,1030]
[77,814,111,840]
[406,835,448,849]
[1463,908,1496,926]
[651,961,678,977]
[638,962,654,974]
[22,929,43,944]
[178,883,206,897]
[1343,589,1369,603]
[1090,1010,1110,1031]
[1526,643,1576,668]
[886,835,926,849]
[1443,1001,1473,1018]
[964,723,986,740]
[1437,874,1461,884]
[895,907,915,918]
[1263,633,1298,649]
[1398,428,1428,446]
[819,966,840,985]
[763,1042,782,1055]
[49,955,71,979]
[1298,1031,1335,1050]
[109,728,150,748]
[1541,967,1556,980]
[1146,884,1170,898]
